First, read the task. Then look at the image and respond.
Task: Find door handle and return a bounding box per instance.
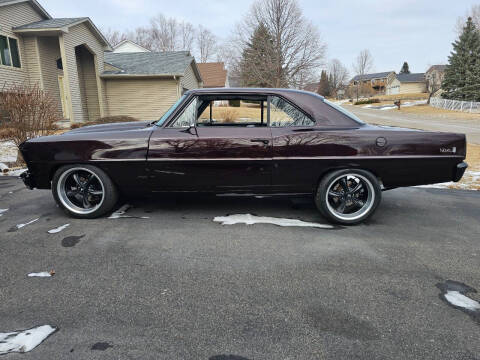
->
[251,139,270,145]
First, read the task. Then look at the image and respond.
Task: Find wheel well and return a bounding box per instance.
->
[315,166,382,192]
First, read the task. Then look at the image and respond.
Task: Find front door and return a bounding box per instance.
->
[147,95,272,193]
[58,75,69,119]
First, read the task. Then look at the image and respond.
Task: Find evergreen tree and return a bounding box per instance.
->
[240,23,283,87]
[442,17,480,101]
[317,70,331,96]
[400,62,410,74]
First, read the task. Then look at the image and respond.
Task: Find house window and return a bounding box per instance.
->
[0,35,21,68]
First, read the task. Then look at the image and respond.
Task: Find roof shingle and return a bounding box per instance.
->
[396,73,425,83]
[14,17,87,30]
[351,71,394,82]
[197,62,227,87]
[103,51,195,76]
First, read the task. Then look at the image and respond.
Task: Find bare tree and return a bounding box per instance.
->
[149,14,179,51]
[179,22,195,53]
[455,4,480,34]
[328,59,349,94]
[426,72,442,104]
[0,84,59,164]
[236,0,326,88]
[102,28,126,47]
[196,26,217,63]
[352,49,374,76]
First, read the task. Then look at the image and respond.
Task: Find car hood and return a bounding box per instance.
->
[65,121,153,134]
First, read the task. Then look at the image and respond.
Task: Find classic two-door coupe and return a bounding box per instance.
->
[20,88,467,224]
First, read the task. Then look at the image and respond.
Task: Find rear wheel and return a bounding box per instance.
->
[52,165,118,219]
[315,169,381,225]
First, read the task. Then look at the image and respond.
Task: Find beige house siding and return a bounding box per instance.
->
[36,36,63,113]
[399,82,426,94]
[180,63,200,91]
[105,78,179,120]
[61,22,106,122]
[0,2,45,89]
[21,36,42,86]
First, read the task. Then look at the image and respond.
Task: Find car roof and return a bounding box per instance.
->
[184,87,360,128]
[188,87,324,98]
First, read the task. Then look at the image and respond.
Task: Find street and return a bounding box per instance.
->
[346,104,480,144]
[1,177,479,359]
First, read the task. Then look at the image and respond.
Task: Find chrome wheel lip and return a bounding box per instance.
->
[325,173,375,221]
[57,167,105,215]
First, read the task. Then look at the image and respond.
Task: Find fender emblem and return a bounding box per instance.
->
[440,147,456,153]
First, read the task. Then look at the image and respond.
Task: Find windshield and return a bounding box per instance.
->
[324,99,365,125]
[156,95,187,126]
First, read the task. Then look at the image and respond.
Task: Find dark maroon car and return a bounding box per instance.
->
[19,88,467,224]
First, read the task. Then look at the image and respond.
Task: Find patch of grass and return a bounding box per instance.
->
[354,98,380,105]
[376,93,429,101]
[398,104,480,119]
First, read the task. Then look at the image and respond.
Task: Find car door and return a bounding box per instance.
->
[269,95,318,193]
[147,95,273,193]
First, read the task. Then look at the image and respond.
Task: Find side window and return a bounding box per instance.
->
[269,96,315,127]
[0,35,21,68]
[197,98,266,127]
[168,97,197,128]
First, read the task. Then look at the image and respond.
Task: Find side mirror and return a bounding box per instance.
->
[183,124,197,135]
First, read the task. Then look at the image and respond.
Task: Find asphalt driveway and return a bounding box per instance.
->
[1,177,479,359]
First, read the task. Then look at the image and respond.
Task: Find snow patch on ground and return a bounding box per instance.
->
[0,141,17,163]
[0,208,8,217]
[0,166,27,177]
[16,218,39,229]
[415,170,480,191]
[108,204,149,219]
[47,224,70,234]
[0,325,57,355]
[27,272,52,278]
[444,291,480,311]
[213,214,333,229]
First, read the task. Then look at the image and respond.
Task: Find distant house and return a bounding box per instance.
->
[426,65,447,93]
[112,40,150,53]
[388,73,426,94]
[350,71,396,95]
[303,82,319,93]
[103,52,202,120]
[197,62,228,88]
[0,0,203,124]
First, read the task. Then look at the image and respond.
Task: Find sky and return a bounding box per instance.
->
[39,0,478,76]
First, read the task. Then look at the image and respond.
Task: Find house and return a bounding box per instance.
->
[197,62,228,88]
[426,65,446,93]
[350,71,396,95]
[103,51,202,120]
[388,73,426,94]
[0,0,202,124]
[112,39,150,53]
[303,82,319,93]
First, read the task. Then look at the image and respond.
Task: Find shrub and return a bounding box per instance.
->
[70,115,139,129]
[0,83,60,164]
[229,99,241,107]
[354,98,380,105]
[218,107,239,123]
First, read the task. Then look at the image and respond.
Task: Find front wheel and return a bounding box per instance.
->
[52,165,118,219]
[315,169,381,225]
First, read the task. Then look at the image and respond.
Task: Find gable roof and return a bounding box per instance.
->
[426,65,447,73]
[113,40,151,53]
[14,17,87,30]
[396,73,425,83]
[13,17,111,49]
[351,71,394,82]
[103,51,202,82]
[0,0,51,19]
[197,62,227,87]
